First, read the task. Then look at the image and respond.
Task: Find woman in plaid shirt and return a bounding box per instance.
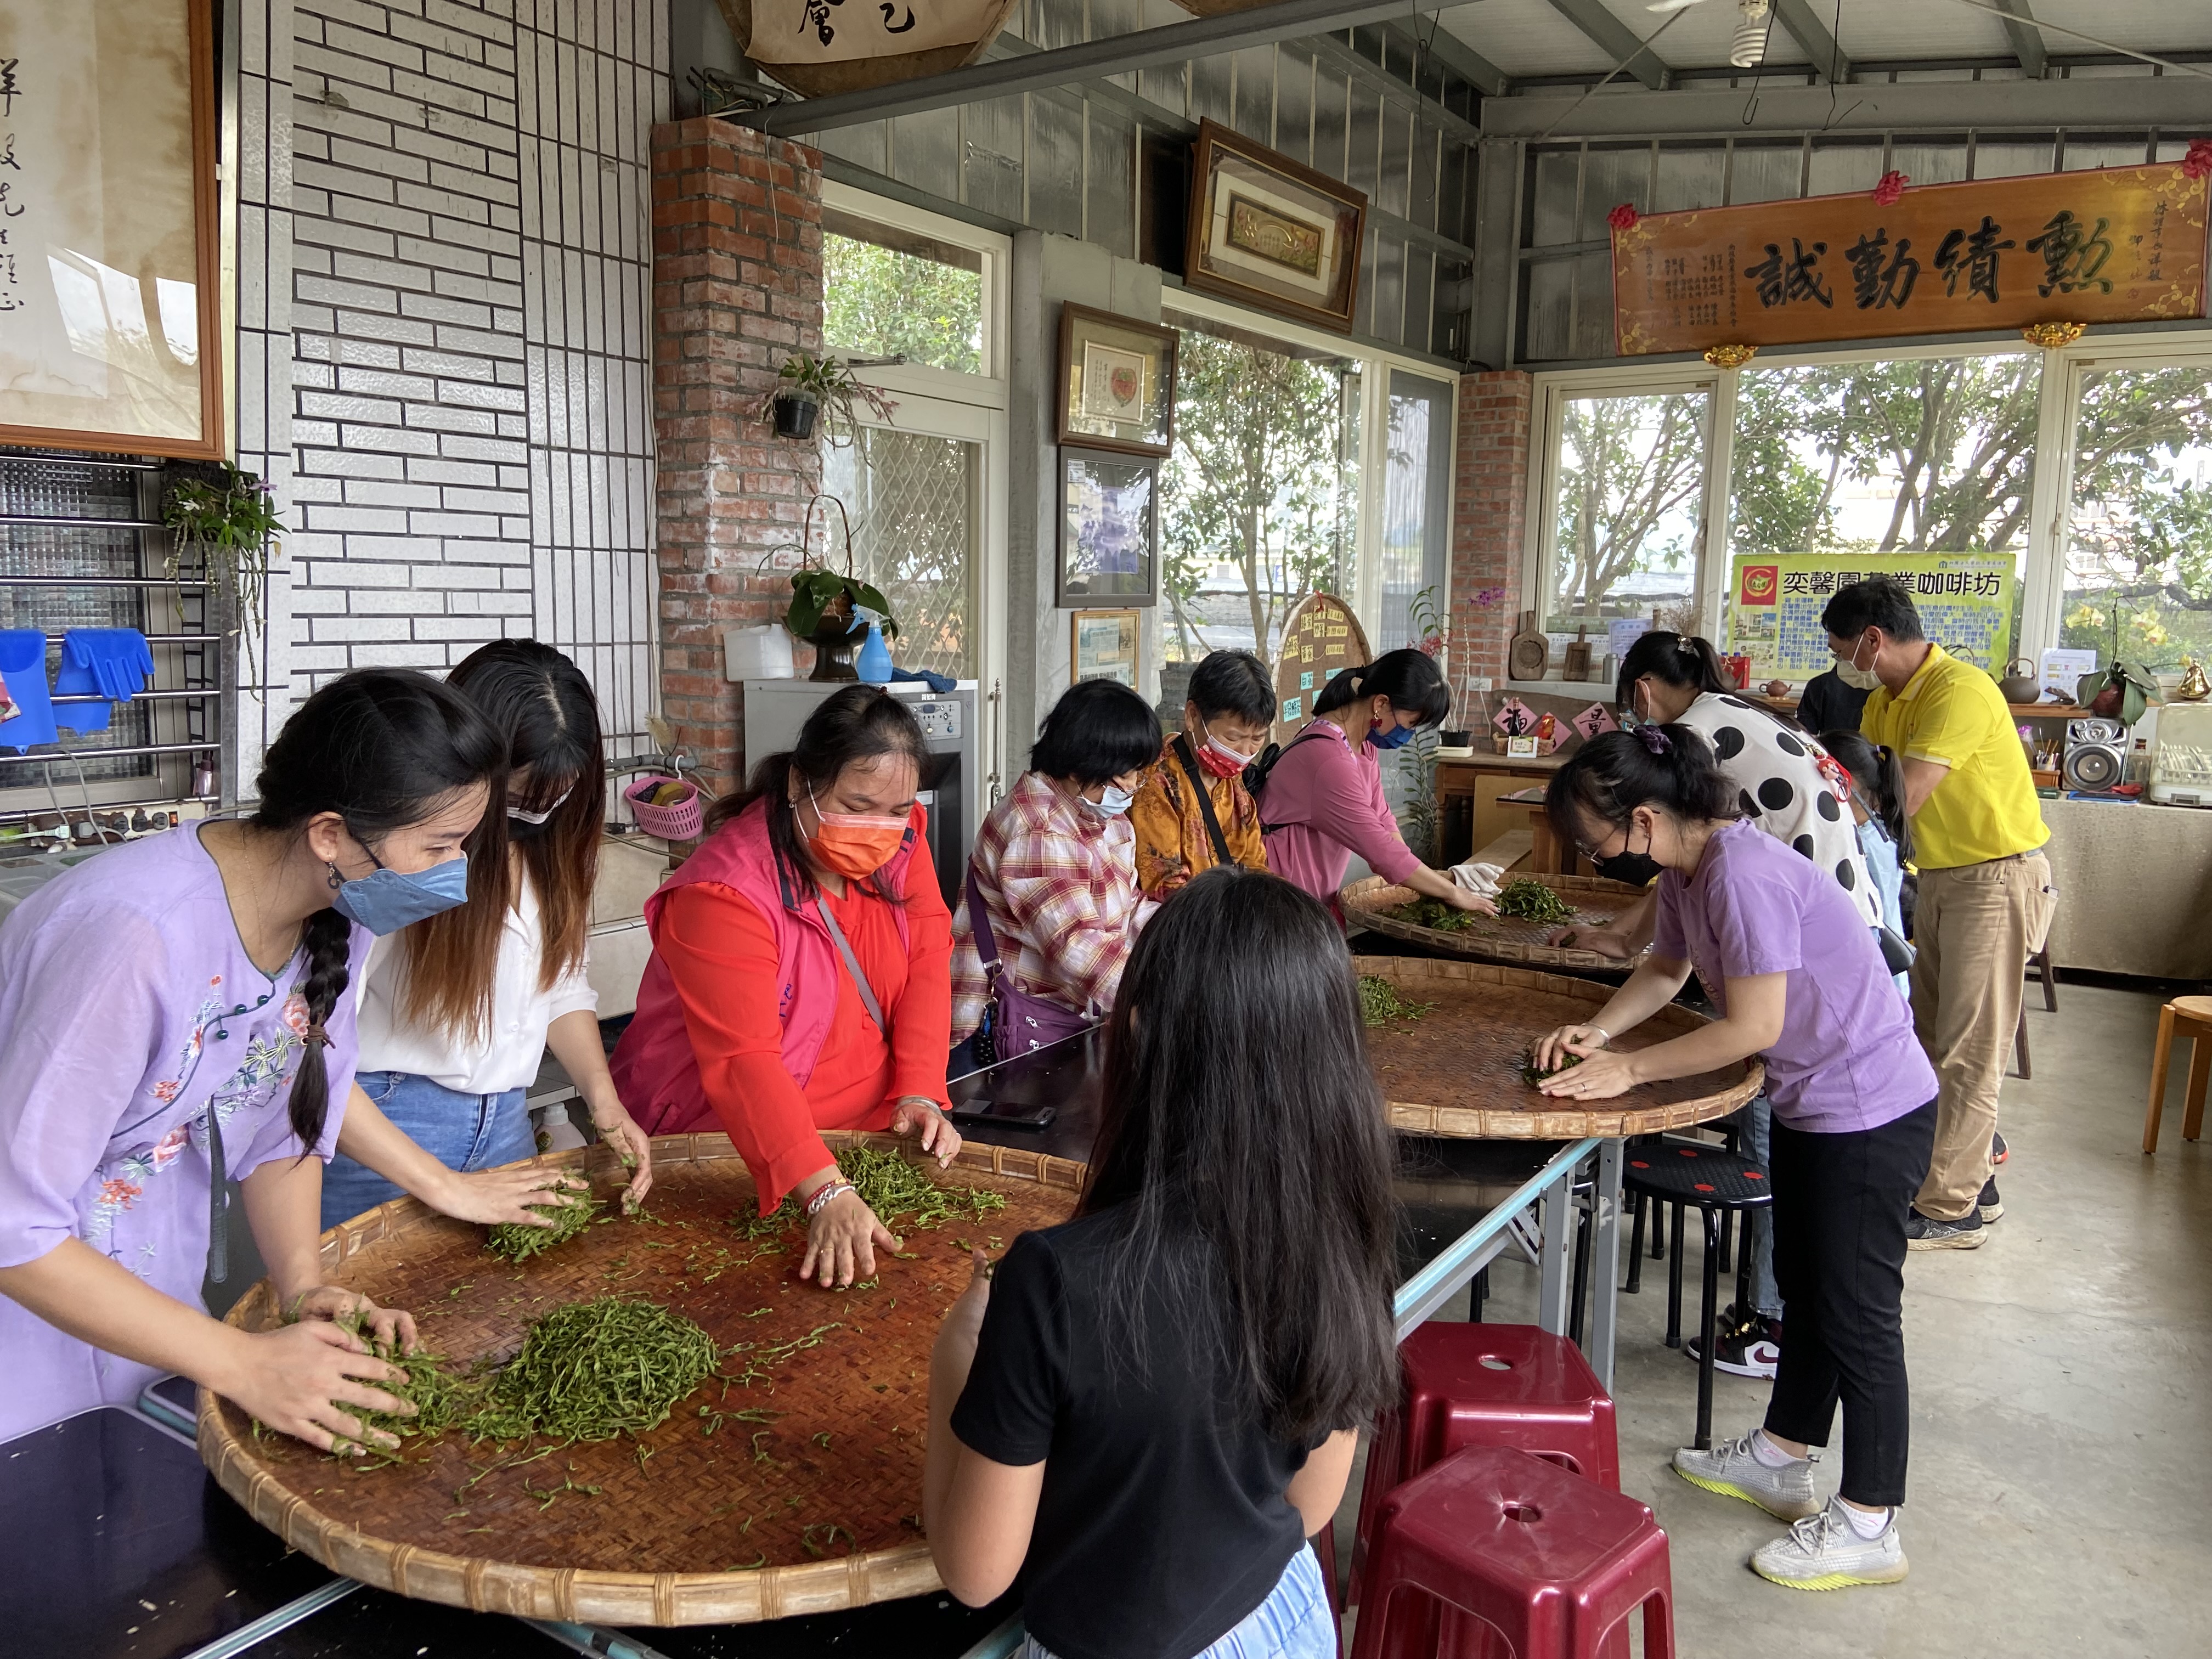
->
[952,680,1164,1057]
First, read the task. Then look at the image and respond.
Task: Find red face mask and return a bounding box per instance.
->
[805,784,907,879]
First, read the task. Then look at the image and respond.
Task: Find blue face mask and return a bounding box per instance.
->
[329,849,472,935]
[1084,783,1136,819]
[1369,720,1416,751]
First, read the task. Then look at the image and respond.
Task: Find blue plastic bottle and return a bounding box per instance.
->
[856,617,893,685]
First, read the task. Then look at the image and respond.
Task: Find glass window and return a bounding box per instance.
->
[819,427,983,680]
[2062,363,2212,672]
[1159,315,1361,667]
[1375,371,1453,653]
[821,210,984,375]
[1546,391,1709,636]
[1728,354,2040,658]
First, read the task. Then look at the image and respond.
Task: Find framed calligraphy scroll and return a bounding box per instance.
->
[1613,164,2210,357]
[721,0,1023,98]
[0,0,223,460]
[1184,121,1367,335]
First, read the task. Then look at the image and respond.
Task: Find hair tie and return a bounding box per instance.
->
[1637,725,1672,756]
[301,1024,333,1049]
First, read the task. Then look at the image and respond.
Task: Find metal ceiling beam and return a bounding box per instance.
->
[1380,19,1511,99]
[1305,32,1485,146]
[1541,0,1671,92]
[1771,0,1852,84]
[743,0,1455,137]
[1988,0,2050,79]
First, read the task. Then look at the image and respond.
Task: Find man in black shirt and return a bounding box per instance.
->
[1795,666,1871,738]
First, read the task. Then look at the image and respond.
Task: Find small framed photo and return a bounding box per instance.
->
[1183,120,1368,335]
[1058,304,1177,456]
[1071,610,1141,687]
[1058,448,1159,608]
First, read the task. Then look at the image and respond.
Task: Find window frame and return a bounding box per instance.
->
[820,180,1011,408]
[1520,323,2212,687]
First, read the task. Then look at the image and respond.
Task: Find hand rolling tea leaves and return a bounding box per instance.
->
[733,1142,1006,1240]
[1390,896,1480,933]
[1520,1046,1587,1087]
[486,1192,605,1261]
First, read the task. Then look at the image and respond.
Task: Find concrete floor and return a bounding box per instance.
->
[1335,979,2212,1657]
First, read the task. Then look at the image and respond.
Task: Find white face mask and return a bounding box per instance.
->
[1197,717,1259,770]
[1835,634,1883,691]
[1085,783,1136,819]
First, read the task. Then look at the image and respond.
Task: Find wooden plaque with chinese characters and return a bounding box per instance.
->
[1612,164,2210,356]
[1272,592,1373,745]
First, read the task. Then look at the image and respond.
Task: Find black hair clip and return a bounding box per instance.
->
[1637,725,1672,756]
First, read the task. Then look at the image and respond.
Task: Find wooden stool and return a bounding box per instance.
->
[1352,1446,1674,1659]
[2143,995,2212,1154]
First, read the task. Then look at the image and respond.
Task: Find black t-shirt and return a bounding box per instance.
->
[1795,668,1871,741]
[950,1211,1319,1659]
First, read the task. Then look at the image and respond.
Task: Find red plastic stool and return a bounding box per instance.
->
[1352,1324,1618,1605]
[1352,1447,1673,1659]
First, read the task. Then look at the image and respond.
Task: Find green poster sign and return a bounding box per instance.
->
[1726,553,2015,679]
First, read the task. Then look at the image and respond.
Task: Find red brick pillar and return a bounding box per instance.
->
[651,116,825,796]
[1451,371,1535,689]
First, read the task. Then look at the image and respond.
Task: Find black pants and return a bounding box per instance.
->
[1763,1099,1937,1508]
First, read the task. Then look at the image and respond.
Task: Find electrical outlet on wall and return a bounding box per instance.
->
[1469,677,1493,692]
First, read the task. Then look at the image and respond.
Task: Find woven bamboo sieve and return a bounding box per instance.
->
[195,1131,1084,1625]
[1342,873,1649,975]
[1354,956,1763,1139]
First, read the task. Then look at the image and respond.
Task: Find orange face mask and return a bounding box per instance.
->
[805,783,907,879]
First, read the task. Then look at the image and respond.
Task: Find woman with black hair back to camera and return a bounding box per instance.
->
[1532,726,1938,1591]
[0,670,504,1449]
[320,640,656,1231]
[612,685,962,1292]
[1256,648,1493,927]
[950,679,1164,1066]
[925,866,1399,1657]
[1821,729,1916,1002]
[1130,648,1274,898]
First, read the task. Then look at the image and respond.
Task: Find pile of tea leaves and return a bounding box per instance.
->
[1359,975,1436,1028]
[1520,1046,1587,1087]
[1390,896,1479,933]
[738,1142,1006,1240]
[487,1192,605,1261]
[1493,879,1576,926]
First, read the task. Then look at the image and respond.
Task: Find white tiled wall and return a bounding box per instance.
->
[235,0,667,768]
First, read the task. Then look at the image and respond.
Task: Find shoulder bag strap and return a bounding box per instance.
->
[962,866,1002,975]
[815,896,888,1039]
[1255,726,1335,837]
[1171,733,1237,868]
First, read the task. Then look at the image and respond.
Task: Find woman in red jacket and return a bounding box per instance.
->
[611,687,962,1290]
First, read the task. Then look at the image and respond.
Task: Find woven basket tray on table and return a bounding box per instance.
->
[196,1131,1082,1626]
[1355,956,1764,1139]
[1342,872,1649,976]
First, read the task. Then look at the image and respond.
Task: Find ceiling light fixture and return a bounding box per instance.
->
[1730,0,1772,68]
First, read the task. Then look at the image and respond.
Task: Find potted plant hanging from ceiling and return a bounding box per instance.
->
[778,495,899,683]
[162,461,285,653]
[763,352,898,444]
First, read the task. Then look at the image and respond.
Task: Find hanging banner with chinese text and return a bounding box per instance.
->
[721,0,1022,98]
[1613,164,2209,356]
[1726,553,2015,680]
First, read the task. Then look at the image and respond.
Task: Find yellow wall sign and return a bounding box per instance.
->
[1613,163,2210,356]
[1727,553,2016,679]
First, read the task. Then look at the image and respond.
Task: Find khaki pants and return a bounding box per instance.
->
[1909,851,2056,1220]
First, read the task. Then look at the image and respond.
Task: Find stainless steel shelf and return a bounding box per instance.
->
[51,688,214,705]
[1,574,206,588]
[0,739,216,765]
[0,514,163,529]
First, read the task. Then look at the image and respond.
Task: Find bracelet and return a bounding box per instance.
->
[805,1180,856,1220]
[1588,1026,1611,1046]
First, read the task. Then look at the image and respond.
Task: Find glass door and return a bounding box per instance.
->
[1374,370,1454,652]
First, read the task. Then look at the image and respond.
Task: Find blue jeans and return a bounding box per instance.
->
[1015,1546,1333,1659]
[1723,1092,1782,1321]
[321,1070,535,1232]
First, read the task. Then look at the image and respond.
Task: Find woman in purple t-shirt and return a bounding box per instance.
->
[1531,724,1938,1594]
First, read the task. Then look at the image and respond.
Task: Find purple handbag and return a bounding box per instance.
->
[964,868,1093,1060]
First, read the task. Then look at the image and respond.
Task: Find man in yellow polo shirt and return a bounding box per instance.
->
[1822,578,2055,1250]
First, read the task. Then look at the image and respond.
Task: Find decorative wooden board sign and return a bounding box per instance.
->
[720,0,1022,98]
[1612,163,2210,356]
[1271,592,1370,744]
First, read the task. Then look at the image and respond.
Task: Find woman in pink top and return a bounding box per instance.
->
[1257,650,1493,926]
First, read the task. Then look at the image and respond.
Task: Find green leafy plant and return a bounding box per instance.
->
[162,462,284,651]
[761,351,898,447]
[779,494,900,643]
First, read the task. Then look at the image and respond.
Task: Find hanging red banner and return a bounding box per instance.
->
[1611,163,2210,356]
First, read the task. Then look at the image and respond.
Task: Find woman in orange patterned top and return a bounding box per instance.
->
[1130,650,1273,900]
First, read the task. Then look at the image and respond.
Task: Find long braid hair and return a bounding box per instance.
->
[250,669,505,1149]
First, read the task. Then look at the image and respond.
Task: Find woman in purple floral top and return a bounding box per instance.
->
[0,670,505,1450]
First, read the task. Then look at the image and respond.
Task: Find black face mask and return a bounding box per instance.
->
[1592,848,1663,887]
[505,813,555,843]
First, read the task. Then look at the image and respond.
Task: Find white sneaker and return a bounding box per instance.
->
[1671,1431,1820,1520]
[1752,1497,1910,1590]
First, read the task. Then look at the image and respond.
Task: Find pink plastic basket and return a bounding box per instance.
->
[624,774,704,839]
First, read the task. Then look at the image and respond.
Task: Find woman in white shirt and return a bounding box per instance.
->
[320,641,653,1230]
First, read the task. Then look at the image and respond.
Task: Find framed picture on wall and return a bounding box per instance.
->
[0,0,226,459]
[1071,610,1141,687]
[1058,448,1159,608]
[1182,119,1367,335]
[1058,304,1177,456]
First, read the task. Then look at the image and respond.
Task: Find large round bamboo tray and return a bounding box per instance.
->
[196,1131,1083,1626]
[1342,872,1647,976]
[1356,956,1762,1139]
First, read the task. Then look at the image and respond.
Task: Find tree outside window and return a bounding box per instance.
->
[822,229,983,376]
[1547,392,1708,635]
[1160,327,1360,669]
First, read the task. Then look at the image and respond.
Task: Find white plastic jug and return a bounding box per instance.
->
[722,623,795,680]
